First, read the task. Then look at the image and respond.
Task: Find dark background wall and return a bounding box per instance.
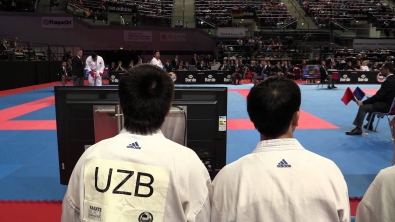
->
[0,61,60,90]
[0,13,216,52]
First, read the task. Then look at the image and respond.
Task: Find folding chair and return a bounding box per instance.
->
[363,97,395,140]
[293,67,301,80]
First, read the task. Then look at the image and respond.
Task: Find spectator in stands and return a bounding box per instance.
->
[191,54,198,66]
[371,61,380,71]
[329,61,338,70]
[343,61,354,70]
[50,0,59,8]
[346,62,395,135]
[177,61,184,70]
[211,76,350,222]
[183,61,190,70]
[109,62,116,71]
[354,61,362,71]
[197,60,205,70]
[0,39,9,50]
[128,60,134,69]
[115,61,125,71]
[360,61,370,71]
[219,60,229,71]
[171,55,179,68]
[164,60,173,71]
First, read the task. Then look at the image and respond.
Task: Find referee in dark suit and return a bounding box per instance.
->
[346,62,395,135]
[72,50,85,86]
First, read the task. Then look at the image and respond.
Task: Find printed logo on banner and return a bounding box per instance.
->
[224,75,232,83]
[42,17,73,28]
[340,74,351,82]
[358,74,369,82]
[205,74,216,83]
[377,73,386,83]
[160,33,186,42]
[185,74,196,83]
[168,72,177,82]
[110,75,118,83]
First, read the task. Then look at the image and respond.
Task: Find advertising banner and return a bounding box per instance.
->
[160,32,186,42]
[124,31,152,42]
[217,27,245,38]
[353,39,395,50]
[42,17,73,28]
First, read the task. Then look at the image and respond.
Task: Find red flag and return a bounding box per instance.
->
[341,87,354,105]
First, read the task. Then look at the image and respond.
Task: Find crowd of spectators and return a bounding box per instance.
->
[195,0,296,29]
[0,0,36,11]
[300,0,395,33]
[66,0,173,26]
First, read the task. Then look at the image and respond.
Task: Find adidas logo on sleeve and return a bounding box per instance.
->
[127,142,141,149]
[277,159,291,168]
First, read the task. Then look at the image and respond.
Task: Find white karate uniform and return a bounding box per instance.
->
[150,57,163,68]
[86,55,105,86]
[356,165,395,222]
[211,138,350,222]
[61,129,211,222]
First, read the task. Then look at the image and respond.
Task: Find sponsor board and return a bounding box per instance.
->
[340,74,351,82]
[124,31,152,42]
[224,75,232,83]
[185,74,197,83]
[42,17,73,28]
[353,39,395,50]
[217,27,245,38]
[160,32,186,42]
[358,74,369,82]
[205,74,216,83]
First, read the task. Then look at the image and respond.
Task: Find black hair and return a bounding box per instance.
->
[118,64,174,135]
[91,52,97,59]
[247,76,301,138]
[153,50,160,54]
[383,62,394,73]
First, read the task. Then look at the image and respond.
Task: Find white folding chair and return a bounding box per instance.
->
[363,97,395,140]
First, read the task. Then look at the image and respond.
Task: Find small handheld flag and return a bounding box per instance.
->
[341,87,354,105]
[353,87,365,101]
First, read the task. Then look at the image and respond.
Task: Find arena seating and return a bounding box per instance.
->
[299,0,395,32]
[66,0,173,27]
[0,0,37,12]
[194,0,296,29]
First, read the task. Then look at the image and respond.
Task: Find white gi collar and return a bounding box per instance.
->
[253,138,305,153]
[119,128,165,138]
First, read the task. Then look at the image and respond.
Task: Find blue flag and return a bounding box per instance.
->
[353,87,365,101]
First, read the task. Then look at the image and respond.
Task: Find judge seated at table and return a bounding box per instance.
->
[164,60,173,71]
[197,60,206,70]
[183,61,191,71]
[115,61,125,71]
[178,61,186,71]
[343,61,354,70]
[219,60,229,71]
